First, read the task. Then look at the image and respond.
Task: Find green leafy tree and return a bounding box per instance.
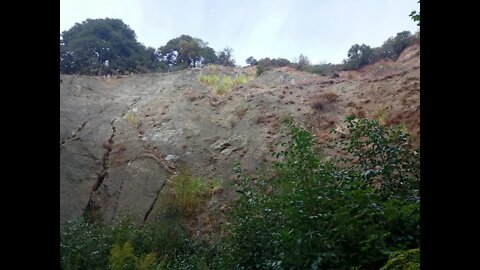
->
[245,56,258,66]
[216,47,236,67]
[158,35,217,70]
[60,18,154,75]
[378,31,415,60]
[344,43,374,70]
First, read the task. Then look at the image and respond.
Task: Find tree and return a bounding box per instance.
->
[344,44,374,70]
[378,31,415,60]
[245,56,258,66]
[257,57,291,68]
[60,18,154,75]
[216,47,236,67]
[158,35,217,70]
[296,53,311,69]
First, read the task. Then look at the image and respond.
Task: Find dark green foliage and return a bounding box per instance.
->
[378,31,416,60]
[299,63,343,76]
[246,56,258,66]
[158,35,217,70]
[256,63,266,76]
[381,248,420,269]
[257,57,291,68]
[343,43,374,70]
[159,35,217,69]
[60,217,206,269]
[216,47,236,67]
[255,57,292,76]
[341,30,418,71]
[334,116,420,200]
[409,1,420,26]
[60,18,155,75]
[223,118,419,269]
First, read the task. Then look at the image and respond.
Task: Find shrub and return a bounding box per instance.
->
[109,241,138,270]
[300,63,343,76]
[222,118,420,269]
[161,170,213,216]
[381,248,420,270]
[61,216,214,269]
[256,64,267,76]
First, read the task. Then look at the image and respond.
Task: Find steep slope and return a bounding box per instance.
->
[60,45,419,224]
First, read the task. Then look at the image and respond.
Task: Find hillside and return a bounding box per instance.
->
[60,44,419,225]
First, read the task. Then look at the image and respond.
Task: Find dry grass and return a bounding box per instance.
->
[198,74,254,95]
[159,170,220,217]
[310,92,339,112]
[234,105,248,118]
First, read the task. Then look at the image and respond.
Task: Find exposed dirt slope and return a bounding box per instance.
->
[60,45,419,224]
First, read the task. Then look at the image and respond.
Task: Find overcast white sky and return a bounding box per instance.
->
[60,0,419,66]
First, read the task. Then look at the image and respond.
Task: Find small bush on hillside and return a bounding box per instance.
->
[256,64,267,76]
[310,92,339,112]
[160,170,214,217]
[61,214,220,269]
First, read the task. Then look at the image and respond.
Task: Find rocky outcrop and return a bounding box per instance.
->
[60,46,420,224]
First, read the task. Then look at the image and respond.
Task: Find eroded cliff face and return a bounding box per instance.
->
[60,44,419,224]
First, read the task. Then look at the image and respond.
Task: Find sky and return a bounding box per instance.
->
[60,0,419,66]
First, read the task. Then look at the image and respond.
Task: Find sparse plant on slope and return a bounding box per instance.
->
[160,170,213,217]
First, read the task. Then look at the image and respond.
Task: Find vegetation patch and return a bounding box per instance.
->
[198,73,254,95]
[61,117,419,269]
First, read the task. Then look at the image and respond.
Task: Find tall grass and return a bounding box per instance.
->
[198,74,253,94]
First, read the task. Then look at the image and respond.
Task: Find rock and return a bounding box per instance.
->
[211,139,230,151]
[211,135,246,155]
[221,148,233,155]
[226,135,246,149]
[165,154,180,162]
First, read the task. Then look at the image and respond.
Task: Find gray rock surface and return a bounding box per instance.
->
[60,52,420,225]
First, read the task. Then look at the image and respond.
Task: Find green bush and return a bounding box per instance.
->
[222,118,420,269]
[299,63,343,76]
[60,217,204,269]
[256,64,267,76]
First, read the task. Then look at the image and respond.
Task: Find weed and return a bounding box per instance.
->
[127,113,137,125]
